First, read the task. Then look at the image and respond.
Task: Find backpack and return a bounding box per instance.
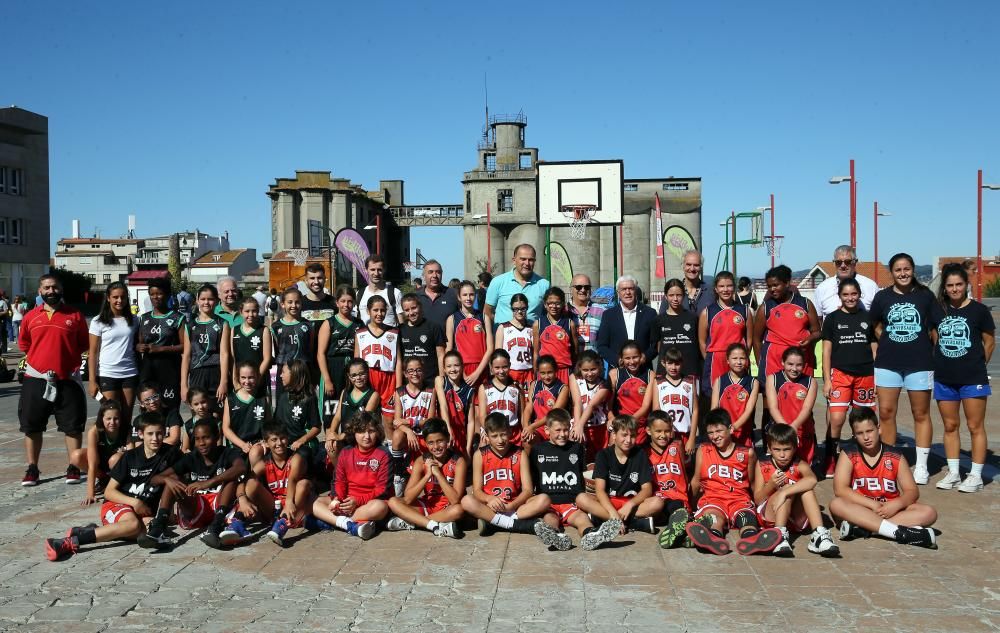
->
[360,283,397,316]
[268,295,279,313]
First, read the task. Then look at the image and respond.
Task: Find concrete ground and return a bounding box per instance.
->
[0,360,997,632]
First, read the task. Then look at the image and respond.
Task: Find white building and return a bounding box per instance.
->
[135,230,229,270]
[54,237,142,285]
[187,249,259,284]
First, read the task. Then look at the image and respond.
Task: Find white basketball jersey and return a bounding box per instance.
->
[484,382,521,428]
[576,378,608,427]
[356,327,398,372]
[500,322,534,371]
[656,377,696,433]
[397,387,433,427]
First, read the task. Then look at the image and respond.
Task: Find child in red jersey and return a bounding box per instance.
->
[233,423,313,547]
[653,347,699,457]
[354,295,402,437]
[576,415,664,535]
[710,343,759,448]
[149,419,246,549]
[698,271,753,397]
[460,413,552,541]
[530,409,622,551]
[753,423,839,557]
[435,350,475,457]
[72,399,128,506]
[570,350,610,461]
[752,265,820,379]
[390,357,438,494]
[830,407,938,548]
[446,280,493,387]
[609,340,655,445]
[309,412,391,540]
[685,408,783,556]
[522,355,569,446]
[387,418,466,538]
[477,350,525,447]
[533,287,577,384]
[648,411,695,549]
[496,293,534,390]
[766,347,818,463]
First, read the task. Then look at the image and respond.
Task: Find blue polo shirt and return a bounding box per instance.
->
[485,270,550,324]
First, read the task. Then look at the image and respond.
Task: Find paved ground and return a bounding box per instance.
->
[0,360,997,632]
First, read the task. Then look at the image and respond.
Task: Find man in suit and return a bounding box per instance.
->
[596,275,658,370]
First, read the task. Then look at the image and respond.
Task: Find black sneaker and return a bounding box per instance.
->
[66,523,98,539]
[65,465,83,485]
[478,518,496,537]
[22,464,40,487]
[838,520,871,541]
[894,526,937,550]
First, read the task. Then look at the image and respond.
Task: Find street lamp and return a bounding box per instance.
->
[829,159,857,249]
[873,201,892,285]
[977,169,1000,301]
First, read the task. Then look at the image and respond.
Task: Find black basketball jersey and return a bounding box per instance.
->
[530,440,587,504]
[272,319,313,365]
[338,388,378,428]
[138,311,185,385]
[324,315,362,361]
[232,323,266,368]
[226,391,270,443]
[187,315,226,369]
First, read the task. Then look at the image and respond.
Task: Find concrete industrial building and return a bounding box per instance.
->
[0,107,49,296]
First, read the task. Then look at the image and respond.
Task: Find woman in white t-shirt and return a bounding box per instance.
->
[88,282,139,414]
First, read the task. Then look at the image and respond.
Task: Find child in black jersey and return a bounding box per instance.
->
[222,361,270,468]
[71,399,128,506]
[274,359,322,461]
[230,296,273,399]
[136,276,185,411]
[132,381,185,447]
[181,284,231,410]
[182,388,219,453]
[271,288,314,401]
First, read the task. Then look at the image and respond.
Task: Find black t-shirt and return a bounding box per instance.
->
[274,392,321,446]
[171,445,244,492]
[226,391,270,443]
[301,294,337,323]
[399,318,446,380]
[593,446,653,498]
[933,300,996,385]
[655,312,701,377]
[869,287,942,372]
[131,409,183,441]
[109,444,182,504]
[530,440,586,504]
[137,311,185,387]
[417,287,459,331]
[821,308,876,376]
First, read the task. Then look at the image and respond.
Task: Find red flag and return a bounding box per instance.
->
[654,193,665,278]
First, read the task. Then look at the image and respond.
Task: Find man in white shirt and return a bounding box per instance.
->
[595,275,658,370]
[813,245,882,319]
[357,254,404,327]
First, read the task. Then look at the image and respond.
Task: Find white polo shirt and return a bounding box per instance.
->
[814,273,881,318]
[621,304,638,339]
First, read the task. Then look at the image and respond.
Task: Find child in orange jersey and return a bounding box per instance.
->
[766,347,818,463]
[533,287,577,384]
[648,411,695,549]
[608,340,655,445]
[710,343,759,448]
[522,355,569,447]
[446,280,493,387]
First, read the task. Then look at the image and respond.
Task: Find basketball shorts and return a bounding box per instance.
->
[509,368,533,391]
[583,424,608,463]
[828,369,876,408]
[369,368,396,415]
[177,492,220,530]
[549,502,580,526]
[100,501,135,526]
[418,496,451,516]
[695,495,755,524]
[757,497,810,533]
[98,374,139,393]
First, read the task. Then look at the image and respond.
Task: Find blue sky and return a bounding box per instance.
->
[6,1,999,279]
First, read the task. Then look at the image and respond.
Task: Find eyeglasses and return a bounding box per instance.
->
[405,368,424,374]
[833,259,857,267]
[573,285,591,291]
[141,394,161,405]
[348,373,367,379]
[512,307,528,312]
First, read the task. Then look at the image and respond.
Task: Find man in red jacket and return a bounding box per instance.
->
[17,274,90,486]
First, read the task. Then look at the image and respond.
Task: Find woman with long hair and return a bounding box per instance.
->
[88,282,139,414]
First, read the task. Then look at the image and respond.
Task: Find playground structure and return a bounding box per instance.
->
[714,209,765,277]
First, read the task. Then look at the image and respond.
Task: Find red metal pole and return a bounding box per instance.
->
[770,193,775,269]
[850,159,856,249]
[978,169,984,302]
[874,201,879,286]
[486,202,492,274]
[731,210,737,277]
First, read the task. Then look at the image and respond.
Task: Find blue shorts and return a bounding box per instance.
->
[874,368,933,391]
[933,382,992,401]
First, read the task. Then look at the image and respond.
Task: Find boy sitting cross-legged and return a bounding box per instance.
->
[530,408,622,551]
[576,415,664,535]
[460,412,553,542]
[44,413,181,560]
[144,419,246,549]
[753,423,839,557]
[648,410,699,549]
[685,408,784,556]
[386,418,467,538]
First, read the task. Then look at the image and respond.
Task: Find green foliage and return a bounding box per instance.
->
[48,267,91,304]
[984,276,1000,298]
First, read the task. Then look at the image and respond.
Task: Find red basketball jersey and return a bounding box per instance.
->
[539,317,573,369]
[480,445,522,501]
[421,451,460,502]
[705,303,749,354]
[454,312,487,367]
[758,456,803,491]
[649,440,689,505]
[843,443,903,501]
[264,455,290,502]
[773,371,814,428]
[699,443,753,501]
[531,379,564,421]
[763,296,811,347]
[614,368,649,417]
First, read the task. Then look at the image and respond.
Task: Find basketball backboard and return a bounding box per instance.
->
[536,160,624,226]
[308,220,327,257]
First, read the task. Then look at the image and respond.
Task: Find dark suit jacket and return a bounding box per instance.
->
[596,303,659,369]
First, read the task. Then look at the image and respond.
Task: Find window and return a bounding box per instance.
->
[103,274,112,283]
[92,244,101,248]
[497,189,513,214]
[519,153,532,169]
[663,183,689,191]
[0,166,6,194]
[9,169,22,195]
[485,153,496,171]
[465,190,472,213]
[9,219,21,245]
[624,183,639,192]
[212,254,222,262]
[0,219,6,244]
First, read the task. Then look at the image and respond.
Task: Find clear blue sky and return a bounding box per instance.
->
[6,1,999,279]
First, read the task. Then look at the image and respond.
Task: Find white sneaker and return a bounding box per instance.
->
[533,520,572,551]
[772,539,793,557]
[434,522,459,538]
[957,475,984,493]
[935,470,962,490]
[386,517,415,531]
[807,527,840,557]
[912,466,930,485]
[393,476,407,497]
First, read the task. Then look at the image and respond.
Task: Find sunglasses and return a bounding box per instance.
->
[833,259,857,267]
[573,285,591,291]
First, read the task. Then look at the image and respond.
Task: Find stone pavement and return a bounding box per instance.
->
[0,377,997,632]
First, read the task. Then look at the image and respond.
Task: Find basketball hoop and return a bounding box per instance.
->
[288,249,309,266]
[403,261,415,272]
[763,236,784,259]
[561,205,597,240]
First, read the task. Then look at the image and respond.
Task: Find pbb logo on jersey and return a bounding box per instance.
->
[367,458,381,472]
[386,333,396,344]
[545,397,555,407]
[831,389,842,398]
[736,451,745,463]
[796,389,807,400]
[638,386,647,396]
[473,324,483,333]
[555,330,566,340]
[884,459,893,471]
[668,445,678,457]
[737,391,748,401]
[683,382,692,393]
[733,315,744,325]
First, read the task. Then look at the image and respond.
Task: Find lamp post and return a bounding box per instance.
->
[873,202,891,286]
[977,170,1000,301]
[829,159,856,249]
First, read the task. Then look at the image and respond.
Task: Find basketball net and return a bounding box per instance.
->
[403,261,414,272]
[288,249,309,266]
[763,236,784,259]
[561,205,597,240]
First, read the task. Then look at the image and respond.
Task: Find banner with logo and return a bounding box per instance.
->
[654,193,665,278]
[548,241,573,288]
[334,229,372,283]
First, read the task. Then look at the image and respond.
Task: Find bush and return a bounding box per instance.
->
[984,276,1000,298]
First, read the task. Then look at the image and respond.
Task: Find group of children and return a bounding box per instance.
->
[42,275,940,561]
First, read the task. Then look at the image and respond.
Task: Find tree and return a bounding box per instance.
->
[474,257,496,276]
[985,276,1000,298]
[48,267,91,305]
[167,233,183,294]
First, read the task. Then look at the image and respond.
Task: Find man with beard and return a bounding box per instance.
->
[17,274,90,486]
[301,264,337,323]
